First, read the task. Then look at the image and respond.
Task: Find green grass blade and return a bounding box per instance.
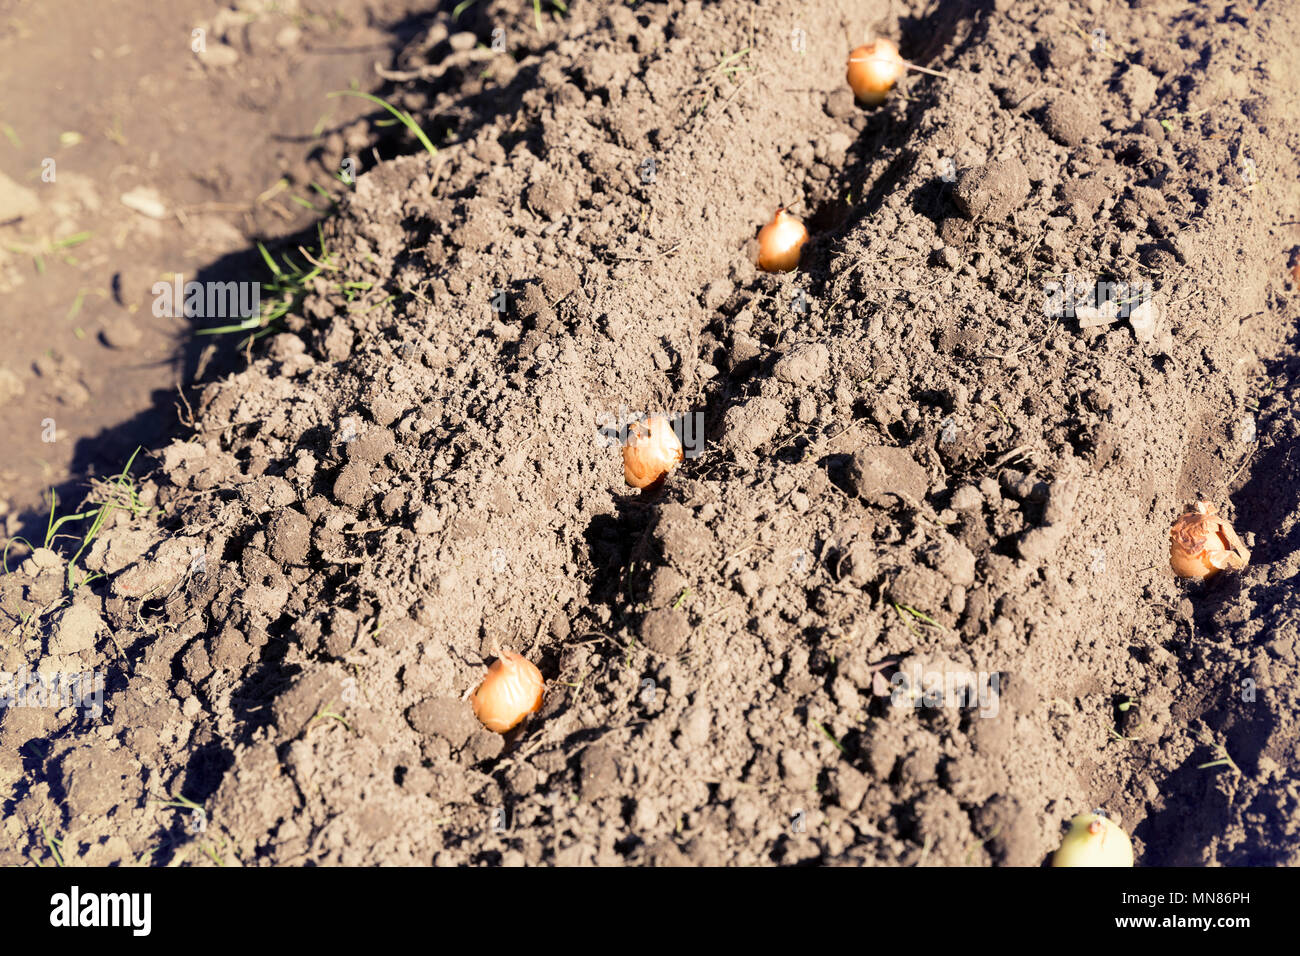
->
[2,536,35,574]
[256,241,282,277]
[326,90,437,159]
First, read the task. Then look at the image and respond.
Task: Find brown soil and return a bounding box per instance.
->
[2,0,1299,867]
[0,0,431,526]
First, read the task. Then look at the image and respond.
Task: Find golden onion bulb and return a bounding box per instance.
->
[471,650,544,733]
[1169,501,1250,581]
[757,208,809,273]
[623,416,683,489]
[1051,813,1134,867]
[847,39,906,105]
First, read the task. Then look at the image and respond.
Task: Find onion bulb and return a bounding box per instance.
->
[471,649,544,733]
[1051,813,1134,867]
[623,415,683,489]
[847,39,906,105]
[757,208,809,273]
[1169,500,1250,580]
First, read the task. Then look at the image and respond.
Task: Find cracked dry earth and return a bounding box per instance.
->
[3,0,1300,867]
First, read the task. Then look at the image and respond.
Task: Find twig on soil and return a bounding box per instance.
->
[373,47,497,83]
[600,241,682,263]
[1009,86,1063,112]
[846,55,951,81]
[1063,19,1127,62]
[1219,448,1255,496]
[722,489,798,564]
[569,629,621,649]
[983,445,1033,474]
[174,384,197,429]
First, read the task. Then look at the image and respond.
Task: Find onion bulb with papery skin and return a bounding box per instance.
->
[1169,500,1250,580]
[471,650,544,733]
[623,416,683,489]
[757,208,809,272]
[847,39,906,105]
[1051,813,1134,867]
